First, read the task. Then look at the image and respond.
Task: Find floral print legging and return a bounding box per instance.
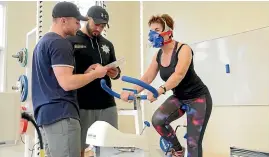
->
[152,94,212,157]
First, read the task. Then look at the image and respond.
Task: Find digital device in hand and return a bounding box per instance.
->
[105,58,125,68]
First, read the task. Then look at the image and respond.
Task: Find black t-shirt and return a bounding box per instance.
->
[67,30,120,110]
[157,42,209,100]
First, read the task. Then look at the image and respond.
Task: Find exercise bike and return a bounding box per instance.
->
[86,76,189,157]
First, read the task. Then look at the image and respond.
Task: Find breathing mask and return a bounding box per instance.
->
[148,18,173,48]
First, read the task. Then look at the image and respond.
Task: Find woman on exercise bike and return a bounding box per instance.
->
[120,14,212,157]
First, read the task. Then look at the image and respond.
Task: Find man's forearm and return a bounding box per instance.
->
[64,72,97,91]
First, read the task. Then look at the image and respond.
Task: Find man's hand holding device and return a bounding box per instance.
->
[85,64,108,78]
[84,58,125,79]
[105,58,125,79]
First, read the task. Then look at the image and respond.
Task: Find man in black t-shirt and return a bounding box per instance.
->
[67,6,121,157]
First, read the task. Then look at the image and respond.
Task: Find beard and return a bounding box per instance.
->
[86,23,100,37]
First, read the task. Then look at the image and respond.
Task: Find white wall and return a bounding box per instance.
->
[5,1,36,93]
[142,1,269,156]
[0,3,6,92]
[105,1,140,134]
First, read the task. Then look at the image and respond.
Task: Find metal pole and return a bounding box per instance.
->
[24,1,43,157]
[33,2,43,156]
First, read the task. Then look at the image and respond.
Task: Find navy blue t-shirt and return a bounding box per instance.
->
[32,32,79,126]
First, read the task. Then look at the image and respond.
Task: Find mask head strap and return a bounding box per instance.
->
[160,18,173,44]
[161,18,172,32]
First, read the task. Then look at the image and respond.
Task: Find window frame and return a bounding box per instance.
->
[74,0,96,28]
[60,1,108,37]
[69,0,108,37]
[0,3,7,92]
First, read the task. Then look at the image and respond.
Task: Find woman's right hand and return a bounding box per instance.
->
[120,91,135,102]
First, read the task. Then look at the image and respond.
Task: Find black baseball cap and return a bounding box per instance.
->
[87,6,109,27]
[52,1,88,21]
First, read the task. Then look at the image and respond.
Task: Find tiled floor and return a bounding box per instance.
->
[84,149,228,157]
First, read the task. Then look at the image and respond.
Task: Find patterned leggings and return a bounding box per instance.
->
[151,94,212,157]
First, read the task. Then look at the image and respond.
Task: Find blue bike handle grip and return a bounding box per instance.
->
[100,79,136,100]
[122,88,138,94]
[121,76,158,98]
[100,76,158,100]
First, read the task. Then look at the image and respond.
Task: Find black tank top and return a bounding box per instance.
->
[156,42,209,100]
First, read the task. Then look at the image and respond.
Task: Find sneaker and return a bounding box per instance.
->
[171,147,185,157]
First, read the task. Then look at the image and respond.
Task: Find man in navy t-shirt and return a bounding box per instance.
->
[31,2,108,157]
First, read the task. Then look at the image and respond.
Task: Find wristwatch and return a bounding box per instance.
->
[159,85,166,94]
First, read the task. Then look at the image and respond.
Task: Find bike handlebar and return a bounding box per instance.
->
[100,76,159,100]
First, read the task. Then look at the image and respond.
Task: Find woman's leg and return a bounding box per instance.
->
[151,95,186,151]
[184,93,212,157]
